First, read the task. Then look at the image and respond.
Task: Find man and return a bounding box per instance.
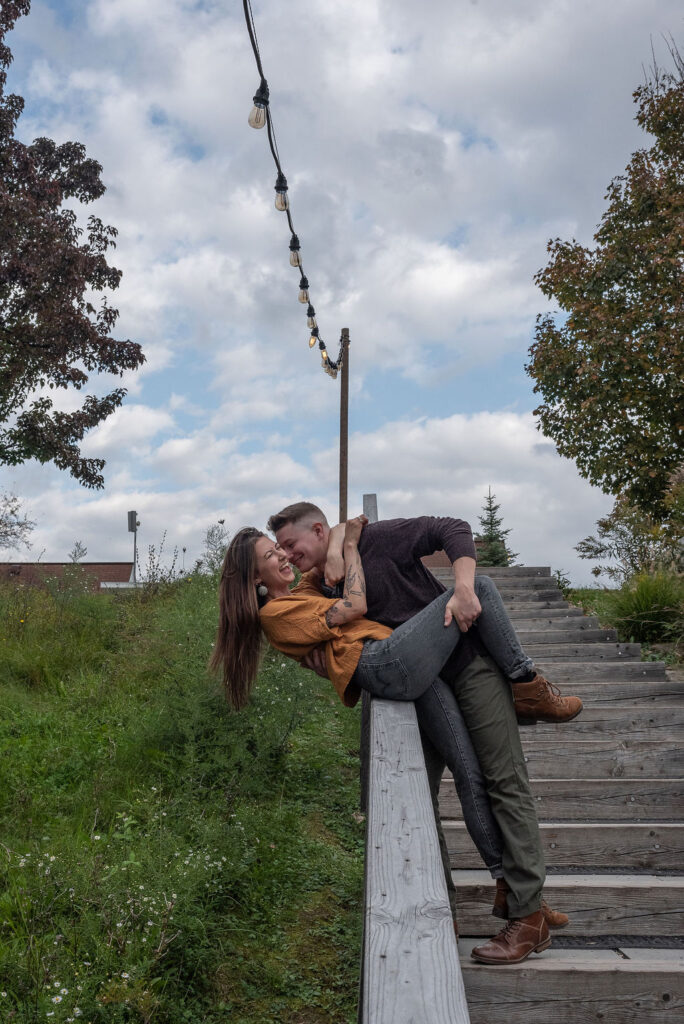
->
[268,502,580,964]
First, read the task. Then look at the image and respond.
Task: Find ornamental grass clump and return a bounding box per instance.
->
[606,570,684,645]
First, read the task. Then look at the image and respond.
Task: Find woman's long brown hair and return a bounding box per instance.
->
[209,527,265,709]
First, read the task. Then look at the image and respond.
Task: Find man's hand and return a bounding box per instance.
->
[444,582,482,632]
[301,645,329,679]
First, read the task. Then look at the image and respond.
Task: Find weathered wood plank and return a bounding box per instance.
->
[565,679,684,702]
[498,588,566,600]
[526,642,643,660]
[451,870,684,936]
[516,628,619,643]
[525,704,684,738]
[475,567,551,578]
[439,777,684,822]
[535,661,668,680]
[460,946,684,1023]
[444,821,684,870]
[519,739,682,778]
[362,699,470,1024]
[509,611,589,624]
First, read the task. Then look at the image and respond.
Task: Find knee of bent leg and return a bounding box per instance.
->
[474,574,495,599]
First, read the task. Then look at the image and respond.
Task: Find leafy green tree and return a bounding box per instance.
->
[576,483,684,583]
[0,1,144,489]
[527,50,684,519]
[475,487,518,567]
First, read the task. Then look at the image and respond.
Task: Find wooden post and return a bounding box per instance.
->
[339,328,350,522]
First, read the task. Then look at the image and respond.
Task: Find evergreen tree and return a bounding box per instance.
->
[475,487,518,567]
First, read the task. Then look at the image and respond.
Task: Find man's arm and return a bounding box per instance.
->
[443,555,481,631]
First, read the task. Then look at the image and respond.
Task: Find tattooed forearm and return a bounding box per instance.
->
[325,539,368,625]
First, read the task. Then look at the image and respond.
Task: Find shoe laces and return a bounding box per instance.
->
[496,918,523,941]
[536,676,564,705]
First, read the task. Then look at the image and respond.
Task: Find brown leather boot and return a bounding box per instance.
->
[471,910,551,964]
[492,879,569,928]
[512,674,583,724]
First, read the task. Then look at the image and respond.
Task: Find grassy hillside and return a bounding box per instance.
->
[0,575,364,1023]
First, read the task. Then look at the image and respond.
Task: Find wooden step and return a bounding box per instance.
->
[526,642,642,660]
[511,613,599,627]
[452,871,684,937]
[521,705,684,739]
[498,588,565,601]
[444,821,684,870]
[439,778,684,822]
[502,597,569,610]
[565,678,684,703]
[459,945,684,1023]
[535,661,668,680]
[562,678,684,702]
[516,628,619,643]
[474,567,552,578]
[520,739,682,778]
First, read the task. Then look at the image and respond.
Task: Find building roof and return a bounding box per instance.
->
[0,562,134,591]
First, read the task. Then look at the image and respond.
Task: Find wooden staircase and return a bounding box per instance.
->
[432,565,684,1022]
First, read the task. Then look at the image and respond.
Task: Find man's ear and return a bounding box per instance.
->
[311,521,325,540]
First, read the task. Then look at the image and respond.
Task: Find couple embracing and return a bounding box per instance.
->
[211,502,582,964]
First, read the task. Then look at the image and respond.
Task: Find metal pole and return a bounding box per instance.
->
[133,526,137,585]
[339,328,350,522]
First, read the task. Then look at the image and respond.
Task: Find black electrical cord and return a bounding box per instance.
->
[242,0,346,375]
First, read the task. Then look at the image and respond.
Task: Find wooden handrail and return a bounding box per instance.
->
[358,495,470,1023]
[360,699,470,1023]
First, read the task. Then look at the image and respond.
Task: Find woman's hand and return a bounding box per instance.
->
[343,514,368,546]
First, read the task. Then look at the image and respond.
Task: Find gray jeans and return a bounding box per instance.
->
[353,576,535,878]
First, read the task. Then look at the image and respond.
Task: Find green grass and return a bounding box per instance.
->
[0,577,364,1023]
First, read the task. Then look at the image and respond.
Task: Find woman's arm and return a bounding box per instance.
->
[325,517,367,627]
[324,522,346,586]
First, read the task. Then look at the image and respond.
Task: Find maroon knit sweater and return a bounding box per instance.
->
[357,515,485,679]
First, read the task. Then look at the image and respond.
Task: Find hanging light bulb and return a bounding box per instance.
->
[274,171,289,211]
[298,274,309,303]
[309,326,319,348]
[289,233,301,267]
[306,304,316,329]
[248,79,269,129]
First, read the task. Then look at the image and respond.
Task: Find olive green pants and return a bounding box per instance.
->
[423,655,545,919]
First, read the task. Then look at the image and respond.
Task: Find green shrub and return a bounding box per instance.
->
[605,571,684,644]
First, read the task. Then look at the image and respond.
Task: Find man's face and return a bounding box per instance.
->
[275,519,327,573]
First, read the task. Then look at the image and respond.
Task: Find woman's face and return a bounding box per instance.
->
[254,536,295,595]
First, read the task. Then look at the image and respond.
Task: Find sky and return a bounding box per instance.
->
[1,0,681,582]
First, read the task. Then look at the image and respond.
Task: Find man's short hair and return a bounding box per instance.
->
[267,501,329,535]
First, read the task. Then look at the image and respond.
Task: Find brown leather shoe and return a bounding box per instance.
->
[512,674,583,724]
[492,879,569,928]
[471,910,551,964]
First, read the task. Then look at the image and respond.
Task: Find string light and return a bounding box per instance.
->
[242,0,348,377]
[289,233,301,267]
[248,79,269,129]
[274,171,289,211]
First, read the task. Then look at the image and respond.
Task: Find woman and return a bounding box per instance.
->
[211,517,566,928]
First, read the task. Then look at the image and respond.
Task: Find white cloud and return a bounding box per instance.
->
[3,0,671,584]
